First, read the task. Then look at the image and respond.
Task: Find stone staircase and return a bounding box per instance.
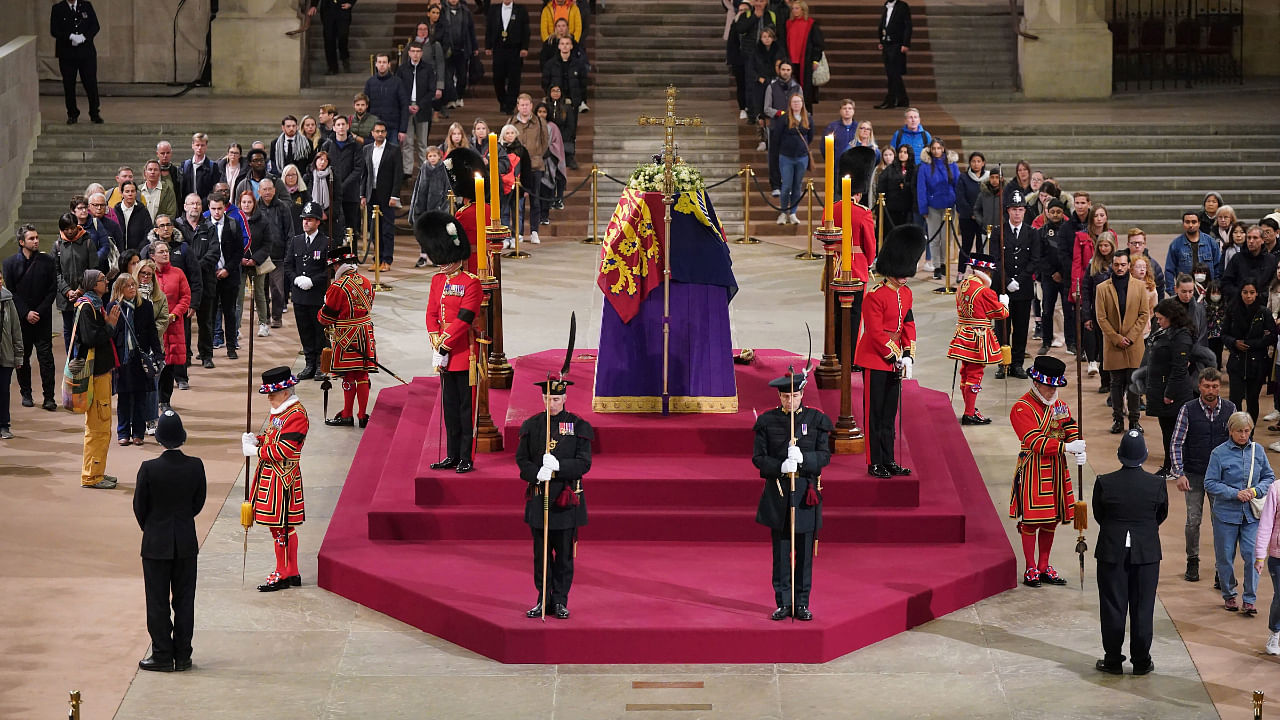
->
[927,4,1019,103]
[957,122,1280,237]
[304,0,401,94]
[17,122,277,241]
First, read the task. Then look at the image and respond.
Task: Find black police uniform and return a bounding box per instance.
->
[516,405,592,618]
[284,213,332,377]
[50,0,101,122]
[752,390,832,619]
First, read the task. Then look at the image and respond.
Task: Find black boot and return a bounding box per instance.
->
[297,365,316,381]
[1110,419,1123,434]
[1184,558,1199,582]
[770,606,793,620]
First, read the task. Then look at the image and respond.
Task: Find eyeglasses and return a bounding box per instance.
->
[89,202,106,208]
[156,223,173,228]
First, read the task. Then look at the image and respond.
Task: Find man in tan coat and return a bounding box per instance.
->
[510,93,550,244]
[1095,250,1149,435]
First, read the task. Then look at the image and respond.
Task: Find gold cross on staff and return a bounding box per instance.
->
[637,85,702,198]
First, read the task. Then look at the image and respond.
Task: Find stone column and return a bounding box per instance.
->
[1019,0,1112,99]
[211,0,304,95]
[0,37,40,251]
[1244,0,1280,77]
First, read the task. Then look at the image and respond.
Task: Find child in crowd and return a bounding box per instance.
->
[410,146,452,268]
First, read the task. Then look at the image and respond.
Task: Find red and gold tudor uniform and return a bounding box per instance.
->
[318,246,377,427]
[947,254,1010,425]
[420,209,484,473]
[1009,356,1080,587]
[248,366,309,592]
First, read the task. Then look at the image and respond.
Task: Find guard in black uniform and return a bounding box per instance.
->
[753,372,833,621]
[284,202,332,380]
[515,378,592,619]
[50,0,102,124]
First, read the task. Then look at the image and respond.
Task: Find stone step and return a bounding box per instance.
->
[964,134,1280,150]
[974,147,1280,163]
[961,122,1280,136]
[1046,175,1277,192]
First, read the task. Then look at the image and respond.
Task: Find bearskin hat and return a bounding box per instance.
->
[838,146,878,201]
[444,147,486,202]
[414,210,471,266]
[873,224,927,279]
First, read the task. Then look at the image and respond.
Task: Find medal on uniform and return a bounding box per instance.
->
[559,422,574,435]
[801,423,808,435]
[502,30,508,38]
[1051,403,1068,420]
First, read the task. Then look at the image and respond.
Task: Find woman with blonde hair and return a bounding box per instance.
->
[852,120,877,153]
[442,122,471,156]
[780,0,825,107]
[108,273,162,446]
[135,259,168,436]
[770,92,813,225]
[299,115,324,156]
[1131,255,1158,338]
[1081,229,1117,382]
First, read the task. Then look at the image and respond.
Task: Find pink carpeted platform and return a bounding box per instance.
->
[318,350,1016,664]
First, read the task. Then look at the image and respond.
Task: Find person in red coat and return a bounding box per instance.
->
[318,244,377,427]
[1010,355,1087,587]
[947,253,1010,425]
[830,146,878,364]
[855,224,925,479]
[444,148,487,275]
[152,242,191,410]
[242,366,310,592]
[419,210,484,473]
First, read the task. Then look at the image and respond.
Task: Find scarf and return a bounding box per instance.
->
[62,225,87,244]
[311,167,332,209]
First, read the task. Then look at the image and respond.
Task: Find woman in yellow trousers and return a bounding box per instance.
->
[72,269,121,489]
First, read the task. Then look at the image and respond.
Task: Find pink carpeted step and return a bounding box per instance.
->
[414,454,921,508]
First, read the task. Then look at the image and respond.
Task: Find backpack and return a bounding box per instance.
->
[500,152,521,195]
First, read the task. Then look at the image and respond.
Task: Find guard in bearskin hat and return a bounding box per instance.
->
[856,224,925,478]
[830,146,879,364]
[1009,355,1087,587]
[752,371,833,621]
[318,244,377,427]
[284,202,332,380]
[516,376,593,619]
[420,147,486,275]
[948,253,1011,425]
[241,366,310,592]
[419,211,483,473]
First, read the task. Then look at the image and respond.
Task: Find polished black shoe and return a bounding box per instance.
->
[794,606,813,621]
[553,603,570,619]
[1131,660,1155,676]
[868,464,892,479]
[90,115,104,124]
[1129,421,1143,434]
[1110,420,1124,434]
[1008,365,1029,380]
[430,457,459,470]
[526,603,545,618]
[296,365,316,380]
[1022,568,1041,588]
[325,414,355,427]
[138,654,175,672]
[994,366,1006,380]
[20,395,33,407]
[67,115,79,125]
[257,575,289,592]
[1095,659,1124,675]
[202,358,216,369]
[174,658,192,672]
[886,461,912,476]
[770,606,793,621]
[227,348,239,360]
[961,413,992,426]
[1039,566,1069,586]
[455,459,475,474]
[358,415,370,428]
[42,398,58,411]
[1184,558,1199,582]
[1037,344,1051,356]
[284,574,302,587]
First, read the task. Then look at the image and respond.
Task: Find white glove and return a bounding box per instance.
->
[293,275,313,290]
[241,432,259,457]
[432,350,448,369]
[896,356,914,380]
[542,453,560,471]
[787,445,803,464]
[780,458,799,474]
[1074,452,1087,467]
[536,466,553,483]
[70,33,85,46]
[998,294,1010,307]
[1064,439,1087,455]
[1007,279,1020,293]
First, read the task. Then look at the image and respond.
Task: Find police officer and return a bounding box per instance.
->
[752,372,833,621]
[418,210,483,473]
[996,188,1035,379]
[50,0,102,124]
[516,378,592,619]
[285,202,332,380]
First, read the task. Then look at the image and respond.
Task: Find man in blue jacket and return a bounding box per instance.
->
[1164,211,1222,296]
[363,53,407,143]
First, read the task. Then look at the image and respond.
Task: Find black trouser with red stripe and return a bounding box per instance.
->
[441,369,473,462]
[864,367,901,467]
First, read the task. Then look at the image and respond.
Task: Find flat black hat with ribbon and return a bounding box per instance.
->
[1028,356,1068,387]
[768,373,807,393]
[968,253,998,272]
[533,379,573,395]
[327,244,358,267]
[259,365,299,394]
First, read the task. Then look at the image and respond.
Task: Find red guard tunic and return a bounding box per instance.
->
[948,275,1007,364]
[318,271,377,373]
[455,202,480,276]
[252,398,309,527]
[426,268,484,373]
[831,200,878,282]
[1009,390,1079,526]
[855,279,915,371]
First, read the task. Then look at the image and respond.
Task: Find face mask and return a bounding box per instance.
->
[1194,273,1206,282]
[1210,294,1221,302]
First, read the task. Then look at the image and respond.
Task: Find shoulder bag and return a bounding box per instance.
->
[61,304,95,413]
[812,52,830,86]
[1247,442,1266,520]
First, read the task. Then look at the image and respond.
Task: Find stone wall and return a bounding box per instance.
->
[0,36,40,251]
[1,0,211,85]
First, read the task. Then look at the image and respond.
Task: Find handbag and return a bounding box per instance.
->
[123,308,162,380]
[61,305,95,413]
[812,52,831,86]
[1247,443,1266,520]
[256,256,277,275]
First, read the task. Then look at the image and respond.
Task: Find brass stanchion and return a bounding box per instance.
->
[371,206,393,291]
[360,201,370,263]
[734,165,759,244]
[933,208,956,295]
[68,690,82,720]
[504,179,531,259]
[1253,690,1265,720]
[796,180,821,260]
[877,192,886,253]
[581,165,602,244]
[831,273,865,454]
[368,53,375,75]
